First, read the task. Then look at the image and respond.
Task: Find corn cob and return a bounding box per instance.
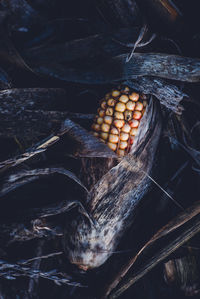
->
[91,86,147,156]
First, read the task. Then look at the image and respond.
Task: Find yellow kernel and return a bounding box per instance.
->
[100,132,108,140]
[92,123,101,131]
[101,123,110,132]
[135,102,143,111]
[129,119,139,128]
[130,128,138,136]
[104,115,113,125]
[110,127,119,135]
[114,111,124,120]
[115,102,126,112]
[107,142,117,151]
[113,119,125,128]
[98,109,105,117]
[112,90,120,97]
[108,134,119,143]
[124,110,132,121]
[101,101,107,109]
[121,86,130,94]
[105,107,114,116]
[119,141,128,149]
[107,98,116,107]
[121,123,131,133]
[126,101,135,111]
[124,87,130,93]
[97,117,104,125]
[117,149,125,157]
[133,111,142,120]
[129,92,139,102]
[120,132,129,141]
[119,95,129,103]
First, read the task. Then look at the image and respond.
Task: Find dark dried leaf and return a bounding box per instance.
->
[0,88,66,111]
[34,53,200,83]
[0,259,83,287]
[96,0,141,27]
[0,68,12,89]
[169,136,200,167]
[0,35,36,73]
[62,119,117,158]
[134,0,182,33]
[0,167,88,198]
[23,27,144,64]
[0,134,60,172]
[0,87,95,138]
[0,0,42,31]
[103,200,200,298]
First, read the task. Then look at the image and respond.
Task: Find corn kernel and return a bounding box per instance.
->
[133,111,142,120]
[121,86,130,94]
[114,111,124,120]
[107,142,117,151]
[110,127,119,135]
[105,107,114,116]
[112,90,120,97]
[91,87,146,156]
[130,128,138,136]
[101,101,107,109]
[126,101,135,111]
[97,117,104,125]
[124,110,132,121]
[121,123,131,133]
[117,149,125,157]
[92,123,101,131]
[98,109,105,117]
[129,119,139,128]
[104,115,113,125]
[107,98,116,106]
[113,119,125,128]
[100,132,108,140]
[119,95,129,103]
[135,102,143,111]
[129,92,139,101]
[109,134,119,143]
[101,123,110,132]
[115,102,126,112]
[124,87,130,93]
[119,141,128,149]
[120,132,129,141]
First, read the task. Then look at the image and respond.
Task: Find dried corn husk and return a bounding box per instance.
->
[64,96,162,270]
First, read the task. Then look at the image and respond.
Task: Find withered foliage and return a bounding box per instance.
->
[0,0,200,298]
